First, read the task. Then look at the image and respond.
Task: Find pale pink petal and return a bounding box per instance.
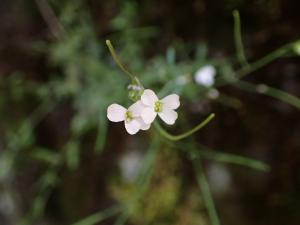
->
[141,89,158,107]
[161,94,180,110]
[107,104,126,122]
[128,100,146,117]
[124,119,140,135]
[158,108,178,125]
[141,107,157,124]
[136,118,151,130]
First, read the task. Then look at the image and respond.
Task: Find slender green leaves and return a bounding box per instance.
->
[233,10,248,67]
[236,80,300,110]
[72,206,121,225]
[193,158,220,225]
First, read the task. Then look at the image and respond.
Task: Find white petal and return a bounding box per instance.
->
[125,119,140,135]
[194,65,216,87]
[161,94,180,110]
[140,123,151,130]
[128,100,146,117]
[158,108,178,125]
[141,107,157,124]
[141,89,158,106]
[107,104,126,122]
[136,118,151,130]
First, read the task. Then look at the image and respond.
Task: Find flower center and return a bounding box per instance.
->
[125,110,133,122]
[154,101,163,113]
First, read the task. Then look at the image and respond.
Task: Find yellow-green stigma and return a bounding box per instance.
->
[125,111,133,122]
[154,101,163,112]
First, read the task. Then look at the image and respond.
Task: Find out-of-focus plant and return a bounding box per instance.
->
[90,10,300,225]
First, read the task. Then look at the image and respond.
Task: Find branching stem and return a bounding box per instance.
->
[154,113,215,141]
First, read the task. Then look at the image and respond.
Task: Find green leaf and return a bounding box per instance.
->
[65,140,80,170]
[30,148,61,165]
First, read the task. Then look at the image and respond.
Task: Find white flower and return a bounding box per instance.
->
[140,89,180,125]
[107,101,150,135]
[119,150,143,182]
[194,65,216,87]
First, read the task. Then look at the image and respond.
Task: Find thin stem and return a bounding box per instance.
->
[213,92,243,109]
[236,43,292,80]
[72,206,121,225]
[216,40,298,86]
[154,113,215,141]
[235,80,300,110]
[35,0,66,40]
[189,144,270,171]
[193,158,220,225]
[233,10,248,67]
[106,40,135,81]
[27,99,59,128]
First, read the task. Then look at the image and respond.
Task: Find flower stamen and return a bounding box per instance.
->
[125,111,133,122]
[154,101,163,113]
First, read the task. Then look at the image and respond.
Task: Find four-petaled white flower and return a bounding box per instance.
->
[107,101,150,135]
[107,89,180,134]
[140,89,180,125]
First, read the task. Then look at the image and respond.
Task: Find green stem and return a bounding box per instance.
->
[236,43,292,80]
[154,113,215,141]
[193,158,220,225]
[214,92,243,109]
[235,80,300,110]
[105,40,135,81]
[71,206,121,225]
[216,40,297,86]
[233,10,248,67]
[189,145,270,171]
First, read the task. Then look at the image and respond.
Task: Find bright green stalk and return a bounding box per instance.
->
[105,40,135,81]
[105,40,144,96]
[233,10,248,67]
[154,113,215,141]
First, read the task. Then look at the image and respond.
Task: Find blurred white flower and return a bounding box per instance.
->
[207,163,232,196]
[119,150,143,182]
[140,89,180,125]
[107,101,150,135]
[194,65,216,87]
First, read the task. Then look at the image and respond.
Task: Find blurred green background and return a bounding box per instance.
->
[0,0,299,225]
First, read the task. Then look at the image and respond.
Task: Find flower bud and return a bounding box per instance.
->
[128,83,143,102]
